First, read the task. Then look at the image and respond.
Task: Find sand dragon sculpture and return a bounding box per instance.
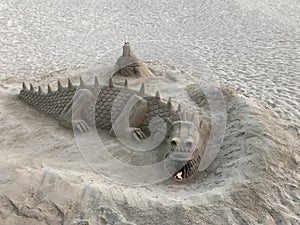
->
[18,43,210,182]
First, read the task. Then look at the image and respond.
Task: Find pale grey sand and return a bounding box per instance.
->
[0,0,299,224]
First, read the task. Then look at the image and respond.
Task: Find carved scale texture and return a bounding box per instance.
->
[140,96,176,135]
[19,87,76,119]
[19,83,177,133]
[83,85,139,130]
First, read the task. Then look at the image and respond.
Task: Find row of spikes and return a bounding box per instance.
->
[22,77,181,112]
[22,77,98,93]
[22,77,121,93]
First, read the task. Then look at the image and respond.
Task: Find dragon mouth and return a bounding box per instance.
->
[166,154,201,182]
[172,160,196,181]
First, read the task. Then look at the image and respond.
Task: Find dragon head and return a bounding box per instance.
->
[165,110,205,181]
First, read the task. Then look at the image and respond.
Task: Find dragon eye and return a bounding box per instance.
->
[184,141,194,151]
[171,140,177,146]
[170,138,179,151]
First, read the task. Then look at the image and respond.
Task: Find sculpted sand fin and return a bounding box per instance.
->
[139,83,145,96]
[176,104,181,112]
[155,91,160,99]
[38,86,43,94]
[47,84,52,93]
[57,80,63,91]
[124,79,129,90]
[22,82,27,90]
[167,97,172,107]
[109,78,114,88]
[30,84,34,91]
[68,78,74,89]
[94,76,100,86]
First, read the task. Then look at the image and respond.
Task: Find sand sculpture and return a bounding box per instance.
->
[18,44,211,181]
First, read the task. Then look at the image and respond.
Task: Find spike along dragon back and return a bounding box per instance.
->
[19,77,210,181]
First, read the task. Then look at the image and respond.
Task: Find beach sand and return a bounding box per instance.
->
[0,0,299,224]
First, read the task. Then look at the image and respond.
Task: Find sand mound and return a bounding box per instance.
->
[0,64,299,224]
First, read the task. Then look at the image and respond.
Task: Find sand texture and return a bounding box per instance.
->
[0,0,299,224]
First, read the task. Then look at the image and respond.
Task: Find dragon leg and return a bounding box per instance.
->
[59,89,97,132]
[111,94,148,141]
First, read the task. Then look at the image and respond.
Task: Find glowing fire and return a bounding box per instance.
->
[174,171,183,180]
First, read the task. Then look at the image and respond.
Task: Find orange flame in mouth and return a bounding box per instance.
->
[174,171,183,180]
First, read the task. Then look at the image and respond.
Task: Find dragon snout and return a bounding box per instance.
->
[169,137,196,161]
[164,137,201,182]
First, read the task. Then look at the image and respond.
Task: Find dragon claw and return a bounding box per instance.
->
[130,128,146,141]
[73,120,89,133]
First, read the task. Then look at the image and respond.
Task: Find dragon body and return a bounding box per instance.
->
[18,43,210,182]
[19,77,209,181]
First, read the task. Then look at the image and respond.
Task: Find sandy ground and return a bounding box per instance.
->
[0,0,299,224]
